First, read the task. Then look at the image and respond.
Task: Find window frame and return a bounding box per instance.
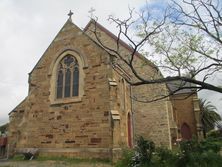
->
[56,55,79,99]
[49,50,86,105]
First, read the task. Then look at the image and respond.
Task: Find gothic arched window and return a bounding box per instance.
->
[56,55,79,99]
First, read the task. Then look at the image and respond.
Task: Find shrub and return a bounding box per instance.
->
[115,149,134,167]
[176,138,222,167]
[176,150,222,167]
[131,136,155,166]
[201,137,222,153]
[207,129,222,138]
[116,137,222,167]
[152,147,177,167]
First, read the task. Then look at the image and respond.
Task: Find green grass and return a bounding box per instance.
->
[11,154,112,165]
[37,156,111,164]
[11,154,25,161]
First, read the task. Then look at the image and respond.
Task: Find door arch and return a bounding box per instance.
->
[181,123,192,140]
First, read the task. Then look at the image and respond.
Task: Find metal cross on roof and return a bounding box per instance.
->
[88,7,95,15]
[68,10,73,20]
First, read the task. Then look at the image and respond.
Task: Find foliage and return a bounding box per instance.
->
[131,136,155,166]
[176,150,222,167]
[217,121,222,130]
[116,137,222,167]
[199,99,221,137]
[179,137,221,154]
[115,149,134,167]
[205,136,222,151]
[207,129,222,138]
[176,137,222,167]
[0,123,8,134]
[91,0,222,104]
[151,147,177,167]
[151,0,222,94]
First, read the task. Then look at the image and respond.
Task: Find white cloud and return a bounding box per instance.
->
[0,0,148,125]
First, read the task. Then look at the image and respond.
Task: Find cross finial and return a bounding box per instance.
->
[68,10,73,21]
[88,7,96,18]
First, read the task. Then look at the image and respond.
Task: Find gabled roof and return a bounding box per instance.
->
[29,18,159,76]
[29,19,74,75]
[8,97,27,115]
[84,19,158,70]
[84,20,142,57]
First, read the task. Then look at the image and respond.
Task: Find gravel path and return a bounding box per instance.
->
[0,160,113,167]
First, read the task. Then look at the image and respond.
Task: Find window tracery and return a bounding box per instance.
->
[56,55,79,99]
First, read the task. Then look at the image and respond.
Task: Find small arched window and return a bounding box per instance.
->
[56,55,79,99]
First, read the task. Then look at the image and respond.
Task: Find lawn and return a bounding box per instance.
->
[0,160,112,167]
[0,156,113,167]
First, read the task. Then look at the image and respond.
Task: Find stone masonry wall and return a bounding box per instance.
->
[9,20,115,158]
[85,21,173,148]
[171,93,197,139]
[8,99,27,155]
[110,69,132,147]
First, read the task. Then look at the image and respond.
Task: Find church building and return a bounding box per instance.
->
[8,14,202,159]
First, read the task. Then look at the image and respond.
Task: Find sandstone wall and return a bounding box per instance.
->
[85,21,173,148]
[110,68,132,147]
[8,99,27,154]
[9,20,115,158]
[8,19,176,160]
[171,93,198,139]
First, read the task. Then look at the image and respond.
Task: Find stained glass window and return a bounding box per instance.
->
[57,69,63,98]
[65,69,71,97]
[73,66,79,96]
[56,55,79,99]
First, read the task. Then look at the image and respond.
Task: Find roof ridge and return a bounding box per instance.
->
[84,19,141,56]
[29,19,75,75]
[84,19,157,69]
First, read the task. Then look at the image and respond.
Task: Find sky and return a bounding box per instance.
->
[0,0,146,125]
[0,0,221,125]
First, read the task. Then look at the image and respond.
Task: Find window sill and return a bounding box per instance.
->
[50,96,82,106]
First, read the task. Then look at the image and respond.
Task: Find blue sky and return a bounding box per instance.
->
[138,0,169,21]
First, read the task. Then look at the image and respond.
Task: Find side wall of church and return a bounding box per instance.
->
[85,22,173,148]
[131,83,172,148]
[8,21,114,158]
[171,93,198,139]
[8,99,27,155]
[110,68,132,146]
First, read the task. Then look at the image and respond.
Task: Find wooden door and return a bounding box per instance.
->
[181,123,192,140]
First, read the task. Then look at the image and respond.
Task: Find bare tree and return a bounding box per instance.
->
[88,0,222,101]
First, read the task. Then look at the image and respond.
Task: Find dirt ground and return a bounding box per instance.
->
[0,160,113,167]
